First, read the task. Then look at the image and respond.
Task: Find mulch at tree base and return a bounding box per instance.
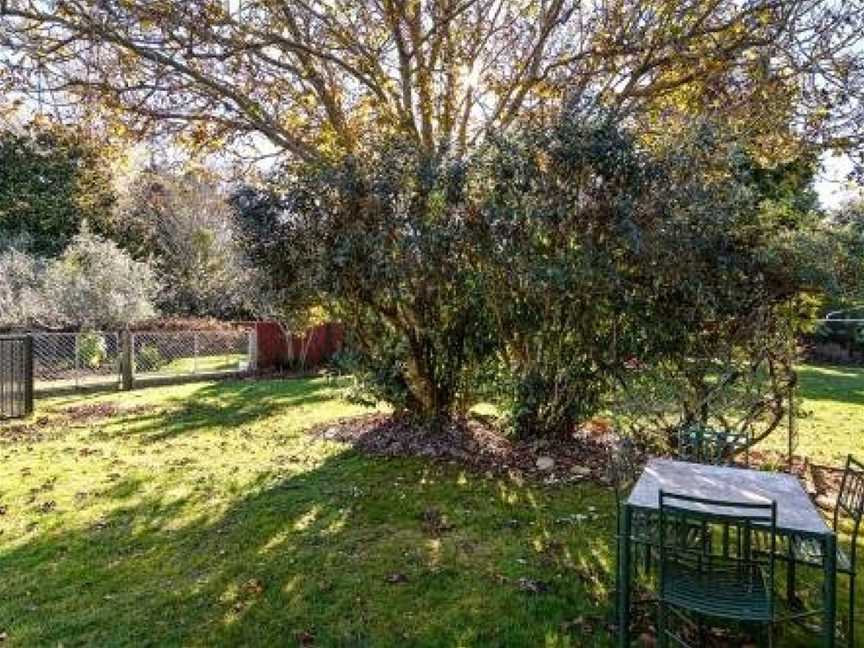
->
[309,414,849,503]
[309,413,614,484]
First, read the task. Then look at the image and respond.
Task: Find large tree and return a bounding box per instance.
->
[4,0,862,426]
[1,1,862,166]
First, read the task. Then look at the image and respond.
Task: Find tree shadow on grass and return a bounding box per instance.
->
[105,378,346,443]
[0,450,620,647]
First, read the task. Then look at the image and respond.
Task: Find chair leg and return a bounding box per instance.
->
[786,557,797,606]
[848,573,855,648]
[658,601,669,648]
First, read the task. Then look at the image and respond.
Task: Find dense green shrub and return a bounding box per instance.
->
[250,139,496,422]
[0,122,115,257]
[78,332,107,369]
[468,117,653,437]
[42,228,160,329]
[136,345,166,372]
[250,114,845,442]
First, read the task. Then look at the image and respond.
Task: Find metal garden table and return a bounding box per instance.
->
[617,458,837,647]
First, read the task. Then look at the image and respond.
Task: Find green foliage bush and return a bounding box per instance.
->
[469,116,652,436]
[78,332,107,369]
[255,140,496,422]
[42,228,160,329]
[249,112,850,442]
[136,345,165,372]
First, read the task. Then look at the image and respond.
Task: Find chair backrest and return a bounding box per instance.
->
[607,437,641,518]
[834,455,864,563]
[658,491,777,617]
[675,424,750,466]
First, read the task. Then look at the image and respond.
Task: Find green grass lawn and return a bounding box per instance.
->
[33,355,248,394]
[0,378,616,646]
[1,367,862,646]
[785,364,864,464]
[153,353,248,374]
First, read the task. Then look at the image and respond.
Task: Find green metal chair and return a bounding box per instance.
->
[785,454,863,646]
[658,491,778,648]
[608,439,706,577]
[676,424,751,467]
[608,438,654,570]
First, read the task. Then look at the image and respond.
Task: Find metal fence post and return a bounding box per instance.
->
[74,332,80,389]
[193,331,199,374]
[24,335,34,416]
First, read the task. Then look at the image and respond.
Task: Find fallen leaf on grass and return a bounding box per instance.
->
[517,577,550,594]
[560,616,595,633]
[240,578,264,596]
[420,507,454,535]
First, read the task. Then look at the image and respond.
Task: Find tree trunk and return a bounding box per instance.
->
[405,352,453,425]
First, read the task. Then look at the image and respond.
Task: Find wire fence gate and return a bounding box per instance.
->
[0,335,34,419]
[31,329,256,395]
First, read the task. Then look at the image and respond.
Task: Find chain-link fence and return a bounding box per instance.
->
[132,330,254,383]
[32,332,121,392]
[31,329,255,394]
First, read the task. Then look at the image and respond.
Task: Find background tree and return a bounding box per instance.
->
[0,247,47,329]
[0,120,116,256]
[114,168,253,318]
[809,193,864,358]
[42,228,160,329]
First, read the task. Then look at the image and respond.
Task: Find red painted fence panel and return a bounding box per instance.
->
[254,322,344,370]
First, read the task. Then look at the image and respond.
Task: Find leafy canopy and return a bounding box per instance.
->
[0,121,115,256]
[1,0,862,169]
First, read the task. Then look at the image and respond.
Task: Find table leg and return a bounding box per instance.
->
[618,505,632,648]
[787,536,801,610]
[823,532,836,648]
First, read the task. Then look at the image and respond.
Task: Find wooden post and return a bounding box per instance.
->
[121,330,134,391]
[788,381,795,472]
[23,335,34,416]
[74,333,80,389]
[248,328,257,372]
[193,331,199,374]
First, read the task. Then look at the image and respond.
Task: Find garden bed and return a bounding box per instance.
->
[313,414,619,484]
